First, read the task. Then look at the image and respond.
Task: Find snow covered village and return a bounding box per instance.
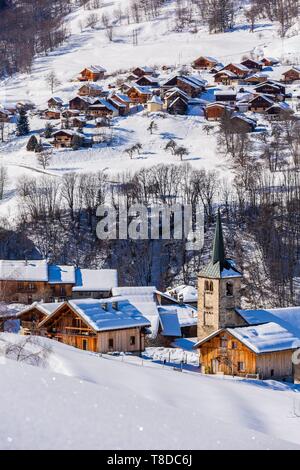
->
[1,0,300,452]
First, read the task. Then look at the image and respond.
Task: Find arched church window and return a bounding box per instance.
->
[226,282,233,297]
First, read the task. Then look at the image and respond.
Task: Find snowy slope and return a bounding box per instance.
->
[0,333,300,450]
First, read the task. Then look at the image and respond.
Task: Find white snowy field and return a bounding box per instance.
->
[0,333,300,450]
[0,0,300,219]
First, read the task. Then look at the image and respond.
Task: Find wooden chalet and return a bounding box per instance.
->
[194,324,299,380]
[78,83,104,97]
[78,65,106,82]
[44,109,61,120]
[52,129,84,148]
[214,90,236,104]
[0,260,118,304]
[87,99,118,118]
[135,75,160,87]
[230,114,256,132]
[37,299,151,354]
[162,75,206,98]
[282,67,300,83]
[17,302,63,335]
[249,94,274,112]
[244,73,268,85]
[254,81,286,100]
[214,70,237,85]
[163,87,189,107]
[192,56,218,70]
[222,63,250,78]
[132,66,155,78]
[266,102,293,120]
[167,96,188,115]
[261,57,279,67]
[108,93,131,115]
[48,97,63,109]
[205,103,232,121]
[126,85,152,104]
[69,96,91,111]
[240,58,262,71]
[61,109,80,119]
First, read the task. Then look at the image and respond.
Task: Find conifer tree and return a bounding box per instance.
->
[16,108,30,136]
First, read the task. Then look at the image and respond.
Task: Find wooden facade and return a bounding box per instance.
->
[192,56,218,70]
[0,280,73,304]
[240,59,262,71]
[40,303,147,354]
[249,95,273,112]
[79,67,105,82]
[44,109,61,120]
[223,63,249,78]
[196,330,294,380]
[205,103,230,121]
[282,68,300,83]
[78,84,104,97]
[126,87,151,104]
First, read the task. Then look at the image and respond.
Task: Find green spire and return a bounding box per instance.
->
[212,209,225,266]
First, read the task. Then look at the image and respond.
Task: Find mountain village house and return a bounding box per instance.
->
[194,212,300,381]
[192,56,219,70]
[282,67,300,83]
[78,65,106,82]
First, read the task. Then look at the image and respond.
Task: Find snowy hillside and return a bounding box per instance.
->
[0,333,300,450]
[0,0,300,219]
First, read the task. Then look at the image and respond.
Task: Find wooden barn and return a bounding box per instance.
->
[230,114,256,133]
[78,65,106,82]
[38,299,151,354]
[192,56,218,70]
[282,67,300,83]
[194,323,300,380]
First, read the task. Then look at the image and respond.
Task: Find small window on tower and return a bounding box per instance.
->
[204,281,209,291]
[226,282,233,297]
[209,281,214,292]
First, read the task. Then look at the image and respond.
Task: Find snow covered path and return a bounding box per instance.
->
[0,334,300,449]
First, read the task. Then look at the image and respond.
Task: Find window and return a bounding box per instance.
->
[270,369,274,377]
[108,338,114,350]
[231,341,238,350]
[237,362,245,372]
[82,339,87,351]
[204,281,209,291]
[28,283,35,291]
[130,336,136,346]
[220,338,227,348]
[226,282,233,297]
[209,281,214,292]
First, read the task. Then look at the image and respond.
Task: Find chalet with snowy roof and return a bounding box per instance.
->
[254,81,286,101]
[61,109,80,119]
[266,102,293,120]
[135,75,160,87]
[214,90,237,105]
[78,65,106,82]
[162,75,206,98]
[48,97,63,109]
[29,298,151,354]
[69,96,92,111]
[78,83,105,97]
[194,212,300,380]
[222,63,250,79]
[126,85,153,104]
[282,67,300,83]
[147,95,163,113]
[108,93,131,115]
[249,94,274,113]
[166,285,198,308]
[163,87,189,105]
[192,56,219,70]
[204,103,233,121]
[240,58,262,71]
[44,109,61,120]
[0,260,118,304]
[87,99,118,118]
[132,66,155,78]
[230,114,256,132]
[167,96,188,115]
[61,115,87,129]
[244,72,268,85]
[52,129,85,148]
[261,57,279,67]
[214,70,238,85]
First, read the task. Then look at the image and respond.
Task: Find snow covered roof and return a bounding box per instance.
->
[82,65,106,73]
[227,323,300,354]
[89,99,117,112]
[18,301,64,318]
[236,307,300,338]
[48,265,75,285]
[148,95,163,104]
[158,304,197,328]
[68,298,150,332]
[0,260,48,282]
[167,285,198,303]
[49,97,63,103]
[112,93,131,103]
[215,70,237,77]
[52,129,84,138]
[215,90,237,97]
[73,268,118,292]
[134,66,155,73]
[79,83,103,90]
[159,310,181,336]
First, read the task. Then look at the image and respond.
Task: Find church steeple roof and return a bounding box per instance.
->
[199,210,242,279]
